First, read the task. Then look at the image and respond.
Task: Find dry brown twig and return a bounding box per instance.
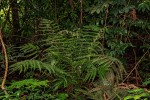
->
[0,29,8,94]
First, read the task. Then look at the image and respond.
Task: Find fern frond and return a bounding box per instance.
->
[8,79,49,90]
[110,56,126,80]
[9,60,66,75]
[14,21,126,84]
[20,43,40,59]
[84,64,97,82]
[81,55,126,82]
[38,19,60,33]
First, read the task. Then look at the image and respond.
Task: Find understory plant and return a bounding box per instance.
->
[0,0,149,99]
[124,88,150,100]
[6,19,126,99]
[0,79,68,100]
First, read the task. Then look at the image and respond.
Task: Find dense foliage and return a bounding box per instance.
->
[0,0,149,99]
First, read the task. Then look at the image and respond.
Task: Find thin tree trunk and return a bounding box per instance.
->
[9,0,21,45]
[0,29,8,95]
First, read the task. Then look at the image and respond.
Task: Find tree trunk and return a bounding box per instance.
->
[9,0,21,45]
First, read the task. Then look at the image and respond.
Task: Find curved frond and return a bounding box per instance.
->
[82,55,126,82]
[9,60,66,75]
[20,43,40,59]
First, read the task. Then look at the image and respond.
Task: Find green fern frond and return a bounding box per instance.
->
[8,79,49,90]
[97,60,112,79]
[20,43,40,59]
[109,56,126,80]
[84,64,97,82]
[9,60,66,75]
[14,21,126,84]
[81,55,126,82]
[38,19,60,33]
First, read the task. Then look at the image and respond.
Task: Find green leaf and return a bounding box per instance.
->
[57,93,68,100]
[128,88,144,94]
[124,95,134,100]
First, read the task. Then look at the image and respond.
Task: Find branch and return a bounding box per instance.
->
[0,29,8,94]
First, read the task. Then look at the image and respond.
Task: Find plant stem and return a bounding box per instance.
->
[0,29,8,94]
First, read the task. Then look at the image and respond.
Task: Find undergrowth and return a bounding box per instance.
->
[0,0,149,99]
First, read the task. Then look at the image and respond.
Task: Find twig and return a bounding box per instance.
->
[0,29,8,94]
[123,50,149,82]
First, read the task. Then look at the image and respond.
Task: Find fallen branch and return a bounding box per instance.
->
[0,29,8,94]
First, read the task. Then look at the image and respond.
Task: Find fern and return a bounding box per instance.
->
[124,88,150,100]
[11,19,126,85]
[38,18,60,33]
[8,79,49,90]
[9,60,66,75]
[137,0,150,12]
[80,55,126,82]
[20,43,40,59]
[0,79,52,100]
[143,78,150,85]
